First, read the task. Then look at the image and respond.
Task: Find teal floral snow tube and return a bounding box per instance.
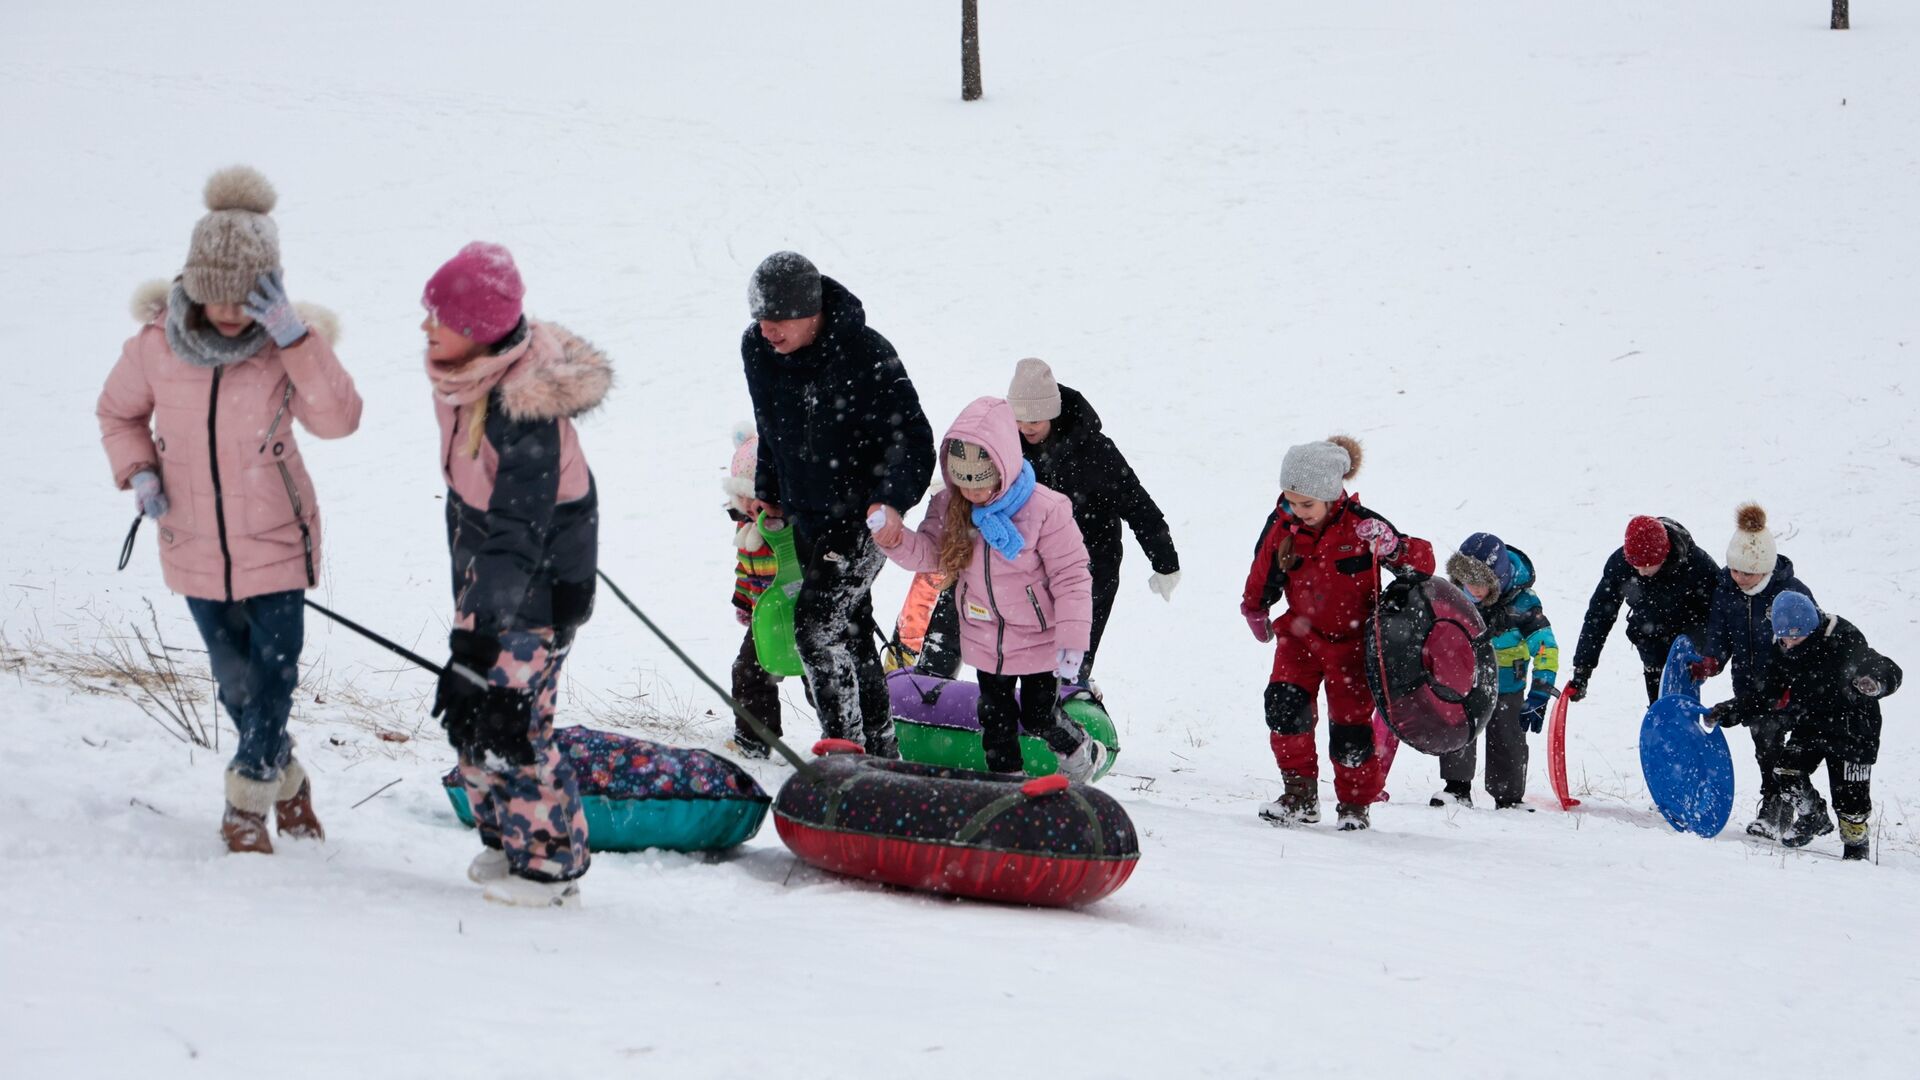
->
[443,726,770,852]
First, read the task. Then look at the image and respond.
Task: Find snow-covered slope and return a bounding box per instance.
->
[3,2,1917,1077]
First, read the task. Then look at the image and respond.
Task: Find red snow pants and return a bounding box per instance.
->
[1266,627,1385,805]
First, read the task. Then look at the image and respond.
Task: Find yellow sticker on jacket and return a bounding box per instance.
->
[964,598,992,622]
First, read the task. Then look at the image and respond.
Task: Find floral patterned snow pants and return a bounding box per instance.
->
[455,628,590,882]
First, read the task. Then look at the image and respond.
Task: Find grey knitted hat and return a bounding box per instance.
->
[182,166,281,305]
[1279,435,1362,502]
[748,251,822,321]
[1006,357,1063,422]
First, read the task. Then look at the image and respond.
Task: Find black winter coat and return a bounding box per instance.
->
[1571,518,1720,675]
[1701,554,1814,702]
[1736,614,1902,764]
[1020,385,1178,583]
[743,276,934,551]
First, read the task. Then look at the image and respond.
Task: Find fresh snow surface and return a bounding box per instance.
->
[4,2,1919,1078]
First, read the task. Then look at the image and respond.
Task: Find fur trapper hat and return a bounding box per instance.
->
[1446,532,1512,600]
[182,166,281,305]
[1280,435,1362,502]
[1725,503,1778,577]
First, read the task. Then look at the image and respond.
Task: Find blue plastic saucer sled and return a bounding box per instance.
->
[1637,635,1735,837]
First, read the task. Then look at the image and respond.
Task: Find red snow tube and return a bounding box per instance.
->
[773,741,1139,907]
[1363,573,1498,756]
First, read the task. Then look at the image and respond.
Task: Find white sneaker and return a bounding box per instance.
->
[467,848,511,884]
[483,874,581,908]
[1058,739,1108,783]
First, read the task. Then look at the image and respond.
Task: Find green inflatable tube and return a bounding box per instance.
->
[892,680,1120,782]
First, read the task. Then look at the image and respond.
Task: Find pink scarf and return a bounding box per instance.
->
[425,346,523,407]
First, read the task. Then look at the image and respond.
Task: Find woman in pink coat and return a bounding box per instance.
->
[95,167,362,854]
[872,396,1106,780]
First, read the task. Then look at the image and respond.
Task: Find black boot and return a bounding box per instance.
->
[1745,793,1786,840]
[1839,813,1870,862]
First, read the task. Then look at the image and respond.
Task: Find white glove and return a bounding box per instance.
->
[1054,648,1085,680]
[131,469,170,519]
[1148,570,1181,602]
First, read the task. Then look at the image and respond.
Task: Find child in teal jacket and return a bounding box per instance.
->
[1437,532,1559,809]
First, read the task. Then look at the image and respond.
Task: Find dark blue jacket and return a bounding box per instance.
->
[742,276,934,552]
[1701,554,1813,701]
[1571,517,1720,676]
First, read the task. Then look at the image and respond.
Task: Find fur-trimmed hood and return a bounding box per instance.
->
[495,320,612,422]
[131,277,340,348]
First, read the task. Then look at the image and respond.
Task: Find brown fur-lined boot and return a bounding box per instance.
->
[274,760,325,841]
[223,770,277,854]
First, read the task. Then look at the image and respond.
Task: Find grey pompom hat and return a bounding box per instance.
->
[1279,436,1361,502]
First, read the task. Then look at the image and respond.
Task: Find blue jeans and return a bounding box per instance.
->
[186,590,305,781]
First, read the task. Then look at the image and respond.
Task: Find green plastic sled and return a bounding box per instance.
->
[751,513,806,677]
[895,693,1121,782]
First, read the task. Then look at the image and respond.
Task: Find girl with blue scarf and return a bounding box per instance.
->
[870,397,1105,780]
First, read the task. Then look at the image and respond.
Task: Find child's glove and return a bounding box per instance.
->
[1853,675,1885,698]
[1242,604,1274,643]
[1706,699,1742,728]
[736,606,751,626]
[1054,648,1085,680]
[1523,686,1552,732]
[1353,518,1400,559]
[243,270,308,348]
[431,630,497,755]
[865,503,904,547]
[130,469,170,519]
[1147,570,1181,602]
[1687,655,1722,682]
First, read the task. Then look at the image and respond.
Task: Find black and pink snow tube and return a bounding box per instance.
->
[1363,573,1498,756]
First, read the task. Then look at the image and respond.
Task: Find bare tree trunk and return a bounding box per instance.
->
[962,0,983,101]
[1832,0,1849,29]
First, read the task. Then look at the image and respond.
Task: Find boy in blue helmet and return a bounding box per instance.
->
[1436,533,1559,809]
[1709,591,1900,860]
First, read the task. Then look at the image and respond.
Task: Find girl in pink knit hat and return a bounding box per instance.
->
[96,166,362,855]
[419,242,613,908]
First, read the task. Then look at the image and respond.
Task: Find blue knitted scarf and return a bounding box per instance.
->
[971,461,1037,561]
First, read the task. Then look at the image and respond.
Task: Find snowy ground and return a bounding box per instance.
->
[4,2,1920,1077]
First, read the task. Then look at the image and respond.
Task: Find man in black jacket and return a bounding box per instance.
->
[1566,515,1720,704]
[913,359,1180,687]
[741,252,934,755]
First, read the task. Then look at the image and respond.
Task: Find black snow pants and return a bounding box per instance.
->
[975,671,1081,773]
[1439,691,1529,806]
[793,528,896,756]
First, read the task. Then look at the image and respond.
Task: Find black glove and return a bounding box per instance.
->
[432,629,499,754]
[469,684,538,768]
[1522,687,1552,733]
[1707,699,1742,729]
[1565,669,1591,703]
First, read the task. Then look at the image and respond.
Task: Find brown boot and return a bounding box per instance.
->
[274,760,325,841]
[223,770,278,854]
[1258,773,1322,825]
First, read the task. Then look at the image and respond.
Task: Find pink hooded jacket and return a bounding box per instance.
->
[97,281,362,602]
[878,396,1092,676]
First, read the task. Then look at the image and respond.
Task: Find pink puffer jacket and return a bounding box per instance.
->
[878,396,1092,676]
[97,281,362,602]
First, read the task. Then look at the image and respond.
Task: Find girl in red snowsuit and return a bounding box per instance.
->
[1240,436,1433,830]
